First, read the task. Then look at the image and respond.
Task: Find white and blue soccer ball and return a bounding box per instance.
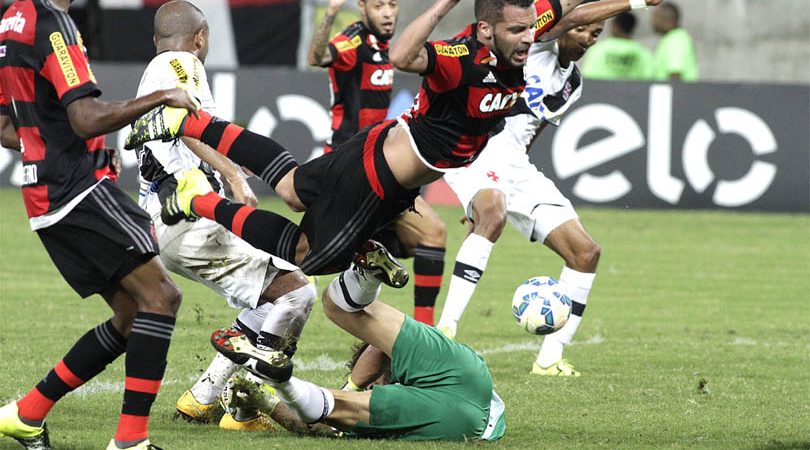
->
[511,276,572,335]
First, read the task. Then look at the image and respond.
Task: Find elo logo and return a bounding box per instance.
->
[551,85,778,207]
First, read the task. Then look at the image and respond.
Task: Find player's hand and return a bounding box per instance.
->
[230,176,258,207]
[164,87,201,117]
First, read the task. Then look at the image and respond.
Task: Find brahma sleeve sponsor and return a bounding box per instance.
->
[422,39,470,93]
[328,33,361,72]
[39,16,100,107]
[533,0,562,41]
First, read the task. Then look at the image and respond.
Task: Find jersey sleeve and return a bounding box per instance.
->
[421,39,468,93]
[533,0,563,42]
[38,15,100,107]
[328,33,360,72]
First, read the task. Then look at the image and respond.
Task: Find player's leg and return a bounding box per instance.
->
[165,168,309,267]
[436,189,506,338]
[390,196,447,325]
[111,257,182,449]
[253,270,316,356]
[534,218,600,376]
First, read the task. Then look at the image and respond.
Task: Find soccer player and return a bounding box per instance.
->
[0,0,199,449]
[125,0,536,326]
[308,0,447,326]
[437,0,661,377]
[134,1,316,431]
[210,294,506,441]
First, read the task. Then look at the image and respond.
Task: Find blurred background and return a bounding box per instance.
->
[1,0,809,212]
[4,0,806,83]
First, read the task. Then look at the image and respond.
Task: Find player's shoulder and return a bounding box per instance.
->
[430,29,477,58]
[331,21,365,52]
[32,0,78,39]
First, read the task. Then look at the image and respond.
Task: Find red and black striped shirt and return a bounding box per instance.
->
[400,25,526,170]
[323,21,393,152]
[533,0,563,41]
[0,0,109,222]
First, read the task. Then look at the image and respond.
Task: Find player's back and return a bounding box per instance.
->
[0,0,108,225]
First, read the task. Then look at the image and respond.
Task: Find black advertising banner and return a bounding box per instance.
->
[0,65,807,212]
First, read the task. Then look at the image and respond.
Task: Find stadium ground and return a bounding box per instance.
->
[1,188,808,449]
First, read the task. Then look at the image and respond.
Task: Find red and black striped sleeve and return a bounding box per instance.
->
[327,33,361,72]
[37,14,100,108]
[421,39,469,93]
[533,0,563,41]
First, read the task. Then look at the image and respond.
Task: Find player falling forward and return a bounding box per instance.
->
[211,291,505,441]
[133,1,316,431]
[0,0,199,448]
[125,0,536,360]
[308,0,447,327]
[437,0,661,377]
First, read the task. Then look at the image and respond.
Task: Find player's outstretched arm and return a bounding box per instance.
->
[539,0,661,42]
[307,0,347,67]
[0,115,20,151]
[65,87,200,140]
[389,0,461,73]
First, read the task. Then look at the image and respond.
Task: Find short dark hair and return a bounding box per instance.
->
[614,12,637,35]
[475,0,535,24]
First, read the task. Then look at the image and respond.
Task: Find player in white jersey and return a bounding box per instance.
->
[439,12,607,377]
[134,1,316,430]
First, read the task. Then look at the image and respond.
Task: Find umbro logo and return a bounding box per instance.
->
[463,269,482,283]
[482,71,497,84]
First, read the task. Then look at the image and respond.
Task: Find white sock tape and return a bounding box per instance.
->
[630,0,647,9]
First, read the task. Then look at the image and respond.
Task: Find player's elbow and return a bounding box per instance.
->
[306,52,321,67]
[389,48,409,71]
[1,134,19,150]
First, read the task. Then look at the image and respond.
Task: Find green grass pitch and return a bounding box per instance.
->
[1,188,808,449]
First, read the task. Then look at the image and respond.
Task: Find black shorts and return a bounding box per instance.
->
[37,180,158,298]
[294,120,419,275]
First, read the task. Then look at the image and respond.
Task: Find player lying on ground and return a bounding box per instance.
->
[0,0,200,448]
[133,1,316,431]
[308,0,447,326]
[210,290,505,441]
[438,0,660,378]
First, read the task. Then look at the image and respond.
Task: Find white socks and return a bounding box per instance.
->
[437,233,494,333]
[327,266,382,312]
[270,377,335,423]
[259,284,316,341]
[536,266,595,367]
[190,352,239,404]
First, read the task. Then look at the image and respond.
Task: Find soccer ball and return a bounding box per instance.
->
[511,276,572,335]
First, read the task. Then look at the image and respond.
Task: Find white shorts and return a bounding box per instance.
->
[144,194,299,309]
[443,118,578,243]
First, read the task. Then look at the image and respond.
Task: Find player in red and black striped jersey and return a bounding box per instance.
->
[124,0,537,331]
[0,0,199,448]
[307,0,396,154]
[308,0,447,328]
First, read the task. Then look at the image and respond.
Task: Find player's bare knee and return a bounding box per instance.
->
[473,194,507,241]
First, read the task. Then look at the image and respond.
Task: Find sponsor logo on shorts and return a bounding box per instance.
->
[0,45,5,58]
[0,11,26,34]
[22,164,37,185]
[335,35,362,52]
[49,32,79,87]
[434,43,469,57]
